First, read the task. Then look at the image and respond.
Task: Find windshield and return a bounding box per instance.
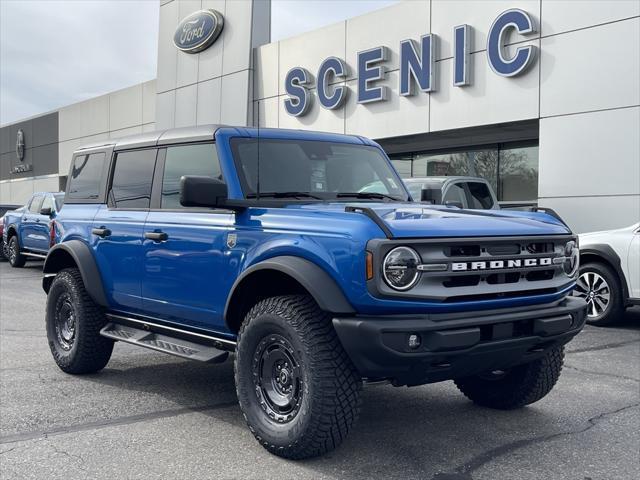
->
[230,138,408,201]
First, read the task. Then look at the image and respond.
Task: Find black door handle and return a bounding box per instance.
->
[144,231,168,242]
[92,227,111,238]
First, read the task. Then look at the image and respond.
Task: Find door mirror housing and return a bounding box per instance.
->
[40,207,53,216]
[180,176,228,208]
[421,188,442,204]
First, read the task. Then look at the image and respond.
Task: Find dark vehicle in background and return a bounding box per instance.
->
[403,176,499,209]
[2,192,64,267]
[0,204,24,260]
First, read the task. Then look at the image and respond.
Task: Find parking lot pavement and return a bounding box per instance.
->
[0,261,638,480]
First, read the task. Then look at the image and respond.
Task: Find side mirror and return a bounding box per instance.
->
[180,176,228,208]
[421,188,442,204]
[40,207,53,216]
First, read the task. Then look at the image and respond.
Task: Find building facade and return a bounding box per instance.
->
[1,0,638,233]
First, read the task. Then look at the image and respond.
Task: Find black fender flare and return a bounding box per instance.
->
[224,255,355,323]
[42,240,108,307]
[580,244,629,301]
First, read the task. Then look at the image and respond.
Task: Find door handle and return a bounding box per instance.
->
[144,231,168,242]
[92,227,111,238]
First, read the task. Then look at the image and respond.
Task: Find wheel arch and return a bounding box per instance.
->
[42,240,108,307]
[224,256,355,333]
[579,244,630,302]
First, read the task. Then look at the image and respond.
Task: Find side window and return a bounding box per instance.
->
[443,184,467,208]
[161,143,221,209]
[28,195,44,213]
[467,182,494,209]
[109,149,157,209]
[67,153,106,200]
[41,195,54,212]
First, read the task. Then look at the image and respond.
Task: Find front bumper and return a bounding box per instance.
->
[333,296,587,386]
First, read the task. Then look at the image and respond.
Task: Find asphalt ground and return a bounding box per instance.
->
[0,260,638,480]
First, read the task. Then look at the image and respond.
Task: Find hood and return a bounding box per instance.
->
[291,202,571,238]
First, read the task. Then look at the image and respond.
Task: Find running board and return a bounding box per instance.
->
[100,322,229,363]
[22,251,47,259]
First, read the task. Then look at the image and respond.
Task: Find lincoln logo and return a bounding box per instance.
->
[173,9,224,54]
[452,258,553,271]
[16,129,24,160]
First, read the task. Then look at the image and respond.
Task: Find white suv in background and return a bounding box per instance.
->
[576,223,640,325]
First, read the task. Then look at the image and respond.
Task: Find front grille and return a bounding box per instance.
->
[371,236,575,303]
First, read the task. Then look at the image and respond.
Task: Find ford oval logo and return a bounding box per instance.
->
[173,9,224,54]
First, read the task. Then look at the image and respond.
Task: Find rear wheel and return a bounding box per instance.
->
[8,236,26,268]
[235,295,362,459]
[573,262,624,326]
[455,346,564,409]
[46,268,114,374]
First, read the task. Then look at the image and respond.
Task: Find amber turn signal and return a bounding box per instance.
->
[366,251,374,280]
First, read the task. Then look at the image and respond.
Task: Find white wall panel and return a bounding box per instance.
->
[109,125,143,140]
[33,176,59,194]
[254,42,279,99]
[196,77,222,125]
[539,107,640,198]
[156,90,176,130]
[253,96,279,129]
[278,22,345,95]
[8,179,34,205]
[279,88,345,134]
[174,85,198,128]
[109,84,143,131]
[541,0,639,36]
[541,195,640,233]
[344,70,429,139]
[198,0,226,82]
[432,0,540,60]
[157,0,179,93]
[540,18,640,117]
[431,44,540,132]
[220,71,251,125]
[142,81,157,125]
[0,182,10,203]
[142,123,157,133]
[346,1,430,79]
[176,0,202,88]
[222,0,253,75]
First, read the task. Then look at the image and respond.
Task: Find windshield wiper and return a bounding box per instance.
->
[336,192,401,201]
[246,191,322,200]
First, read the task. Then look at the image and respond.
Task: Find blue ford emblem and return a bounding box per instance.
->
[174,9,224,54]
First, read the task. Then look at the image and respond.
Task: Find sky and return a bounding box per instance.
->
[0,0,397,126]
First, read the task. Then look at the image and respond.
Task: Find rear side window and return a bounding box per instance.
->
[41,195,54,212]
[109,149,157,209]
[67,153,106,200]
[161,143,221,209]
[54,194,64,211]
[28,195,44,213]
[467,182,494,209]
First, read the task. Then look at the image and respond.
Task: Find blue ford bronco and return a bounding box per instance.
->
[42,125,586,459]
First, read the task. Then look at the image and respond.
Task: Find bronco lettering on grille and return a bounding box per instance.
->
[451,257,553,271]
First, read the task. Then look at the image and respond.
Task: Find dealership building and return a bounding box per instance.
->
[1,0,638,233]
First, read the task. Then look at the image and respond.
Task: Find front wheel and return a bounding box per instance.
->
[46,268,114,374]
[454,346,564,409]
[8,236,26,268]
[573,262,624,326]
[235,295,362,459]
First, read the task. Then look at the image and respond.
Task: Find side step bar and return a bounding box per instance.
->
[100,322,229,363]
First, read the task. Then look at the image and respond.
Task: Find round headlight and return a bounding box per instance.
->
[383,246,421,290]
[563,240,579,277]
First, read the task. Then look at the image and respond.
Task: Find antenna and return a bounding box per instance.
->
[256,100,261,201]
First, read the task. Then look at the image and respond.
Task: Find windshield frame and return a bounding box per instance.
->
[229,137,410,203]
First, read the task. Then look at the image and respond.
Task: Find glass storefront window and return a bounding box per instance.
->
[388,143,538,202]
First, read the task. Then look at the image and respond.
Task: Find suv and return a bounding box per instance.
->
[42,125,586,459]
[403,176,499,209]
[2,192,64,267]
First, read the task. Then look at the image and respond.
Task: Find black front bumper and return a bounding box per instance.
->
[333,296,587,386]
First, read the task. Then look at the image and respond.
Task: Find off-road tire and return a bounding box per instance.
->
[235,295,362,459]
[454,346,564,409]
[577,261,624,326]
[8,236,26,268]
[46,268,114,374]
